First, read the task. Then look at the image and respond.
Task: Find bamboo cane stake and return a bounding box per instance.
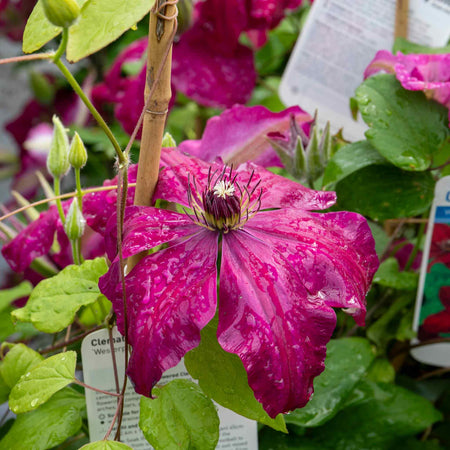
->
[127,1,177,273]
[395,0,409,39]
[134,0,177,208]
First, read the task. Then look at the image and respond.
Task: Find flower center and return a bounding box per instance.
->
[187,166,262,233]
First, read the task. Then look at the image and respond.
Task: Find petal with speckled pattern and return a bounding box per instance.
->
[99,231,219,396]
[218,229,336,418]
[157,149,336,211]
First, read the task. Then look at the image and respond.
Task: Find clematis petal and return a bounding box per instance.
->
[83,164,138,235]
[218,230,337,417]
[172,27,256,108]
[218,208,377,417]
[99,231,219,396]
[236,162,336,211]
[156,149,336,210]
[364,51,450,119]
[178,105,312,167]
[103,206,200,262]
[2,204,72,272]
[2,208,59,272]
[363,50,397,79]
[245,209,379,325]
[395,53,450,107]
[156,149,221,207]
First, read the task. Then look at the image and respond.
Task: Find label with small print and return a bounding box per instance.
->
[81,327,258,449]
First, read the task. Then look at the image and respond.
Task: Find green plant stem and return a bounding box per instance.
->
[53,27,69,63]
[73,378,121,397]
[74,168,83,206]
[70,239,81,265]
[53,177,66,224]
[53,60,125,164]
[404,217,427,271]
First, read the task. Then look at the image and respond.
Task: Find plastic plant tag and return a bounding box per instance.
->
[81,327,258,449]
[279,0,450,141]
[411,176,450,366]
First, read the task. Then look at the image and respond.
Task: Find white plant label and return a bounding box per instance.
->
[81,327,258,449]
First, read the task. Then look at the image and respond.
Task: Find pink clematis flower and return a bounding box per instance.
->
[364,51,450,125]
[178,104,312,167]
[99,149,378,417]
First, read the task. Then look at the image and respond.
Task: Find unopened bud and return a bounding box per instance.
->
[69,132,87,169]
[42,0,80,28]
[162,132,177,148]
[64,198,86,241]
[47,116,70,178]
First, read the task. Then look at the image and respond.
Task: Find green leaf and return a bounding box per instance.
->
[367,294,415,349]
[0,283,29,340]
[368,222,390,257]
[9,351,77,414]
[22,0,87,54]
[264,380,443,450]
[140,379,220,450]
[185,318,287,432]
[0,282,32,311]
[23,0,61,53]
[0,388,85,450]
[0,344,44,388]
[0,311,15,342]
[322,140,387,188]
[79,442,134,449]
[393,37,450,54]
[66,0,156,62]
[373,257,419,290]
[285,338,375,428]
[355,74,450,171]
[335,165,435,221]
[365,357,396,384]
[78,296,112,326]
[12,257,108,333]
[0,370,10,404]
[316,380,443,449]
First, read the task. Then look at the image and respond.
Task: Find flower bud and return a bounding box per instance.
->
[64,198,86,241]
[69,132,87,169]
[47,115,70,179]
[162,132,177,148]
[42,0,80,28]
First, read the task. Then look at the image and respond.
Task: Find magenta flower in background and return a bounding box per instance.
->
[94,0,305,123]
[178,104,312,167]
[99,149,378,417]
[5,82,84,199]
[91,38,168,137]
[364,51,450,125]
[0,0,35,41]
